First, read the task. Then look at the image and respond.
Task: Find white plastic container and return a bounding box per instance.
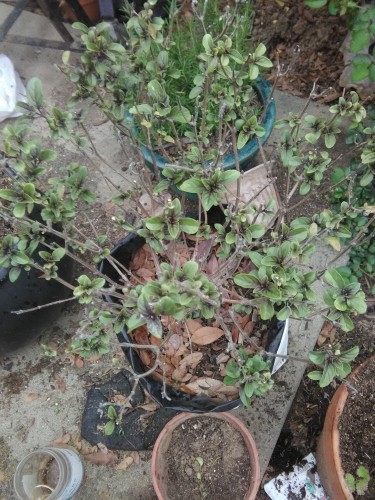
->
[14,447,83,500]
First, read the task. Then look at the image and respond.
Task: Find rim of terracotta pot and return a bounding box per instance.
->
[317,355,375,500]
[151,412,261,500]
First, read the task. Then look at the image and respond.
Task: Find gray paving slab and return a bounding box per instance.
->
[0,5,351,497]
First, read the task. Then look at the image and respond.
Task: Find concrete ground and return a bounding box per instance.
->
[0,4,349,499]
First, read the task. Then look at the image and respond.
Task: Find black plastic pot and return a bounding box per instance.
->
[0,231,74,358]
[100,232,287,413]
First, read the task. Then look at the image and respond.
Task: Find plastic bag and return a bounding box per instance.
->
[0,54,26,123]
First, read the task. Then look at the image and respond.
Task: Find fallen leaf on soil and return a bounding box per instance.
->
[54,374,66,392]
[131,451,140,465]
[192,327,224,345]
[318,321,336,346]
[206,254,219,275]
[184,377,224,396]
[139,402,159,412]
[185,319,202,334]
[181,352,203,369]
[135,267,155,280]
[168,333,181,351]
[130,247,146,271]
[116,455,134,470]
[112,394,132,408]
[73,355,84,369]
[172,366,192,382]
[86,354,103,363]
[25,393,40,401]
[84,450,117,465]
[53,433,71,444]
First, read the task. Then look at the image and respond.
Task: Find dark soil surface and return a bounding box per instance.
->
[252,0,348,99]
[166,416,252,500]
[340,358,375,498]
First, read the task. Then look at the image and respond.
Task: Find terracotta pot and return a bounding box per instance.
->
[316,356,375,500]
[151,412,260,500]
[64,0,100,24]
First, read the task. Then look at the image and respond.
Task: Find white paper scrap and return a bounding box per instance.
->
[264,453,328,499]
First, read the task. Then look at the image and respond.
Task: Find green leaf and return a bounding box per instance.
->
[145,216,163,231]
[222,170,240,185]
[307,370,322,381]
[0,189,17,201]
[26,77,43,108]
[72,22,89,33]
[13,203,26,218]
[127,313,146,332]
[52,247,65,261]
[259,301,274,320]
[319,362,336,387]
[339,346,359,363]
[108,405,117,419]
[237,130,250,150]
[9,267,21,282]
[226,359,241,379]
[309,351,326,366]
[179,217,199,234]
[233,273,257,288]
[179,178,203,194]
[324,269,346,288]
[305,0,327,8]
[351,30,371,52]
[147,80,165,102]
[345,473,356,493]
[104,420,115,436]
[169,106,191,124]
[182,260,199,278]
[202,33,214,53]
[155,297,176,315]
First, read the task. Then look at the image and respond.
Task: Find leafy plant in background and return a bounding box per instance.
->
[345,466,371,496]
[329,104,375,291]
[305,0,375,81]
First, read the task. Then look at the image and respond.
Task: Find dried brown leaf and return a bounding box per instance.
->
[25,393,40,401]
[54,374,66,393]
[192,327,224,346]
[135,267,155,280]
[131,451,140,465]
[84,450,117,465]
[139,402,159,412]
[318,321,337,346]
[185,319,202,334]
[73,355,84,369]
[181,352,203,369]
[185,377,224,396]
[116,456,134,470]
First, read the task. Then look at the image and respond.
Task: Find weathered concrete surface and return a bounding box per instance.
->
[0,4,351,498]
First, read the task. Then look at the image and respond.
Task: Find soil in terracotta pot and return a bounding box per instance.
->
[165,416,252,500]
[339,358,375,498]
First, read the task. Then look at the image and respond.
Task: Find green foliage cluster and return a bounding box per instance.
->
[345,466,371,496]
[224,350,273,406]
[305,0,375,81]
[308,343,359,387]
[330,105,375,289]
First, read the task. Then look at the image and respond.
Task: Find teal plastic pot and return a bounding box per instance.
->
[135,77,275,175]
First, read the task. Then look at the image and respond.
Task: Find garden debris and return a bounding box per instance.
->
[264,453,327,499]
[81,371,178,450]
[317,322,336,347]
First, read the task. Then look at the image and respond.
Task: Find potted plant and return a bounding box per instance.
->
[61,0,276,191]
[0,63,372,411]
[316,355,374,499]
[151,412,261,500]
